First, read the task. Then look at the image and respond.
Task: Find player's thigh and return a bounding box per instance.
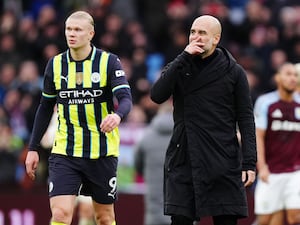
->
[286,209,300,224]
[257,210,284,225]
[284,171,300,224]
[48,154,82,197]
[285,170,300,224]
[81,156,118,204]
[254,175,286,215]
[285,171,300,209]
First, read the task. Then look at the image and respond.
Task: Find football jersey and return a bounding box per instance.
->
[42,46,130,158]
[254,91,300,173]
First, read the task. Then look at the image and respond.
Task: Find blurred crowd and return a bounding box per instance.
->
[0,0,300,189]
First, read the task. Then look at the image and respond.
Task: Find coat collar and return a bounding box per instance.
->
[183,47,235,92]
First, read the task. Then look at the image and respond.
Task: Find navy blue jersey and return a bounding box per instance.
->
[42,46,131,158]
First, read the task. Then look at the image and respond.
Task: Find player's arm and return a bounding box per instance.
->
[27,96,56,151]
[256,128,269,183]
[100,54,132,133]
[109,54,132,119]
[253,94,270,183]
[25,58,57,180]
[25,96,56,180]
[28,58,57,151]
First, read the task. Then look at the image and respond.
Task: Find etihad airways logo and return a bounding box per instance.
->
[58,89,103,105]
[59,89,103,98]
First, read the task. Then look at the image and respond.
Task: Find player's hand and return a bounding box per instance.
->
[100,113,121,133]
[258,165,270,183]
[242,170,256,187]
[25,151,39,180]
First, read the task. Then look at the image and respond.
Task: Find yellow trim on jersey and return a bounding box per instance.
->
[100,51,109,87]
[68,61,76,88]
[51,222,67,225]
[99,52,109,154]
[83,59,100,158]
[69,104,83,157]
[85,103,100,158]
[67,60,82,156]
[53,104,68,155]
[53,54,62,90]
[106,128,120,156]
[83,60,92,88]
[99,51,119,156]
[52,54,67,155]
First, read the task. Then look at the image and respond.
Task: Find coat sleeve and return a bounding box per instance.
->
[150,51,193,104]
[234,64,257,171]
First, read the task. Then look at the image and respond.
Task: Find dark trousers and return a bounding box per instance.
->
[171,215,238,225]
[213,215,238,225]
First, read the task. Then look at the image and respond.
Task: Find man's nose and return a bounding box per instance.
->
[68,30,75,36]
[195,35,202,41]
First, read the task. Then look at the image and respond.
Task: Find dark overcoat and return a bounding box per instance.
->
[150,47,257,220]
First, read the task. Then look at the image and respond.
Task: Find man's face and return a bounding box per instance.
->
[65,18,94,49]
[189,18,220,57]
[277,64,298,93]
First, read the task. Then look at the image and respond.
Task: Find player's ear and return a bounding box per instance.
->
[89,30,95,41]
[213,33,221,45]
[274,72,280,85]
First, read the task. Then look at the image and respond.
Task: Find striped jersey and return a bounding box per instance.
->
[43,46,130,159]
[254,91,300,173]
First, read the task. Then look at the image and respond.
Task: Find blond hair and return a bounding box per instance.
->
[67,11,95,28]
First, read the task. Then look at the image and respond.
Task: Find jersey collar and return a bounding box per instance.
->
[67,45,96,62]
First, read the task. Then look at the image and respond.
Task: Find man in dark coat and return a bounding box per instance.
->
[150,15,257,225]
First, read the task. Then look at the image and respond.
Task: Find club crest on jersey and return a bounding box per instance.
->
[76,72,83,85]
[91,72,100,83]
[295,107,300,120]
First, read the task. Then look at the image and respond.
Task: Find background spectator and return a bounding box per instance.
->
[134,101,173,225]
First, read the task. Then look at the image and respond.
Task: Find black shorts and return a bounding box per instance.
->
[48,154,118,204]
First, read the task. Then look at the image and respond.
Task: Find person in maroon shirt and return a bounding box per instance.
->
[254,62,300,225]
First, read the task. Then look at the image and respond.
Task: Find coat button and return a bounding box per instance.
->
[176,144,180,148]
